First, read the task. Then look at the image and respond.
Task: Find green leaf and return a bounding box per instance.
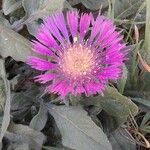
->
[0,59,11,142]
[130,40,144,88]
[11,92,33,119]
[0,24,40,62]
[141,112,150,126]
[81,86,138,128]
[24,20,40,36]
[140,112,150,133]
[0,78,5,115]
[0,11,11,27]
[7,123,46,149]
[48,105,112,150]
[117,64,128,94]
[81,0,108,10]
[109,128,136,150]
[2,0,22,15]
[68,0,81,6]
[107,0,115,19]
[115,0,145,19]
[140,126,150,133]
[14,144,29,150]
[29,103,48,131]
[43,146,71,150]
[132,98,150,109]
[145,0,150,64]
[22,0,66,35]
[11,86,40,120]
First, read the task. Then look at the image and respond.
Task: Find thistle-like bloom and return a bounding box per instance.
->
[27,11,127,98]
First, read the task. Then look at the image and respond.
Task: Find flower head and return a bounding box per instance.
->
[27,11,127,98]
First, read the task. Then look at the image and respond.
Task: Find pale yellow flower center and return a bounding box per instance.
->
[61,44,94,78]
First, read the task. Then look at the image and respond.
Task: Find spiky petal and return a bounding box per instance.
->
[27,11,127,98]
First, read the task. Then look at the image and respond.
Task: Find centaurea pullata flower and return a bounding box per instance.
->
[27,11,127,98]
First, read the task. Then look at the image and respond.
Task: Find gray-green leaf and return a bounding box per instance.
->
[48,105,112,150]
[109,128,136,150]
[15,144,29,150]
[140,112,150,133]
[30,103,48,131]
[114,0,145,18]
[22,0,66,35]
[81,86,138,128]
[0,59,11,142]
[81,0,108,10]
[7,123,46,149]
[117,64,128,94]
[2,0,22,15]
[0,24,39,62]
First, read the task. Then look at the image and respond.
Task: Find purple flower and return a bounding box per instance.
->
[27,11,127,98]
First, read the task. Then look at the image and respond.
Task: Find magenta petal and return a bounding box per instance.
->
[74,85,85,96]
[27,57,57,71]
[84,81,105,96]
[88,16,104,44]
[46,80,72,98]
[52,12,69,42]
[79,13,92,41]
[67,11,78,40]
[34,74,57,83]
[44,16,64,44]
[27,11,128,98]
[97,20,114,42]
[32,41,53,56]
[36,26,60,50]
